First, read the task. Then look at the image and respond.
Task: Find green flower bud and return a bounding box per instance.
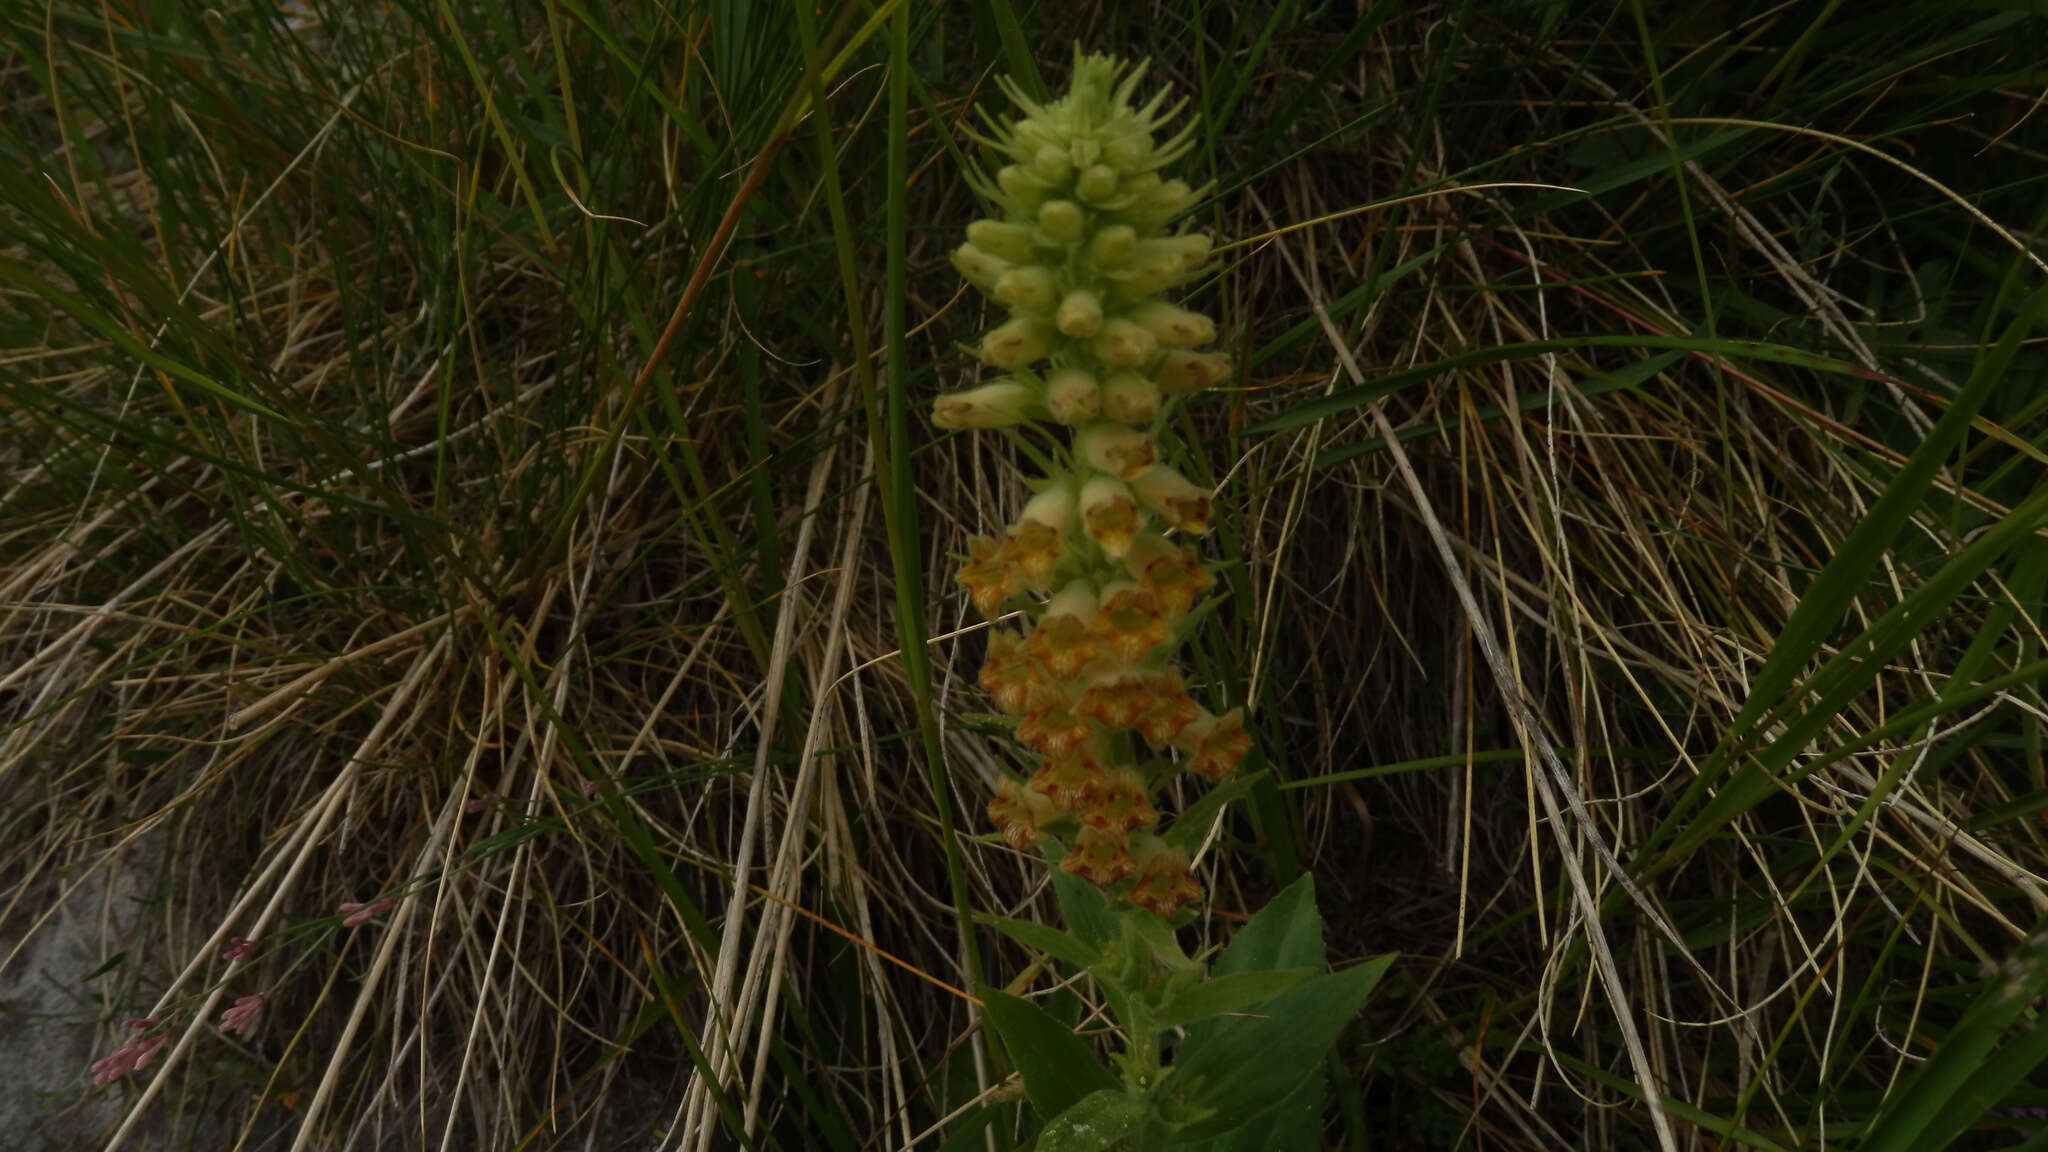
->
[1123,300,1215,348]
[1088,224,1139,267]
[996,165,1048,214]
[1091,317,1158,368]
[1076,164,1120,204]
[994,266,1060,312]
[1152,350,1232,395]
[1030,144,1073,184]
[1104,131,1153,171]
[1101,370,1160,424]
[1056,290,1105,337]
[1043,368,1101,424]
[933,381,1036,429]
[967,219,1039,264]
[1038,200,1086,244]
[981,316,1053,368]
[952,243,1012,292]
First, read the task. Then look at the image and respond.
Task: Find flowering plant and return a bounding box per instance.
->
[936,50,1389,1150]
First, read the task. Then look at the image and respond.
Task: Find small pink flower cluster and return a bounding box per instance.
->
[91,1018,167,1086]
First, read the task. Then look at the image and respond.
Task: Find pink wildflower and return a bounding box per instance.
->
[218,994,264,1036]
[338,898,393,927]
[221,937,259,963]
[91,1031,167,1086]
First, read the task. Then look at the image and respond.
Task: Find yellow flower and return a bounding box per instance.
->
[978,628,1035,715]
[1128,844,1202,916]
[1124,532,1213,618]
[1077,766,1155,834]
[1130,465,1211,534]
[1174,706,1249,781]
[1079,475,1142,559]
[988,778,1058,848]
[1090,581,1170,665]
[1060,826,1137,888]
[956,536,1018,617]
[1017,692,1095,760]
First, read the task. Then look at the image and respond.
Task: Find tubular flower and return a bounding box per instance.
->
[1017,692,1096,760]
[1130,465,1211,534]
[1076,423,1157,479]
[957,536,1019,617]
[1078,767,1156,834]
[1174,707,1250,781]
[1061,826,1138,887]
[989,778,1059,848]
[999,519,1064,589]
[936,51,1252,913]
[1079,475,1142,559]
[1032,744,1108,809]
[1125,533,1213,618]
[1133,669,1203,747]
[1129,844,1203,917]
[1091,582,1171,666]
[978,628,1036,715]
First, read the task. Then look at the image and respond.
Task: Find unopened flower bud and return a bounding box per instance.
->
[1056,290,1104,337]
[952,243,1013,291]
[1092,317,1158,368]
[1125,301,1215,348]
[1104,131,1153,170]
[994,266,1060,312]
[1131,465,1211,533]
[996,165,1048,214]
[1076,164,1120,203]
[1042,368,1101,423]
[1153,349,1232,395]
[980,316,1053,368]
[967,219,1039,264]
[1038,200,1086,244]
[1075,423,1157,479]
[1030,144,1072,184]
[1088,224,1139,267]
[933,381,1035,429]
[1141,233,1212,272]
[1100,370,1160,424]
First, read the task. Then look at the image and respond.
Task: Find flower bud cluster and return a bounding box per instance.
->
[935,52,1246,918]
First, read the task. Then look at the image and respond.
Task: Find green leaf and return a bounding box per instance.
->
[979,987,1119,1121]
[1161,955,1394,1142]
[1044,839,1117,952]
[1173,1067,1322,1152]
[1037,1089,1151,1152]
[977,914,1103,971]
[1215,874,1326,977]
[1153,967,1321,1031]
